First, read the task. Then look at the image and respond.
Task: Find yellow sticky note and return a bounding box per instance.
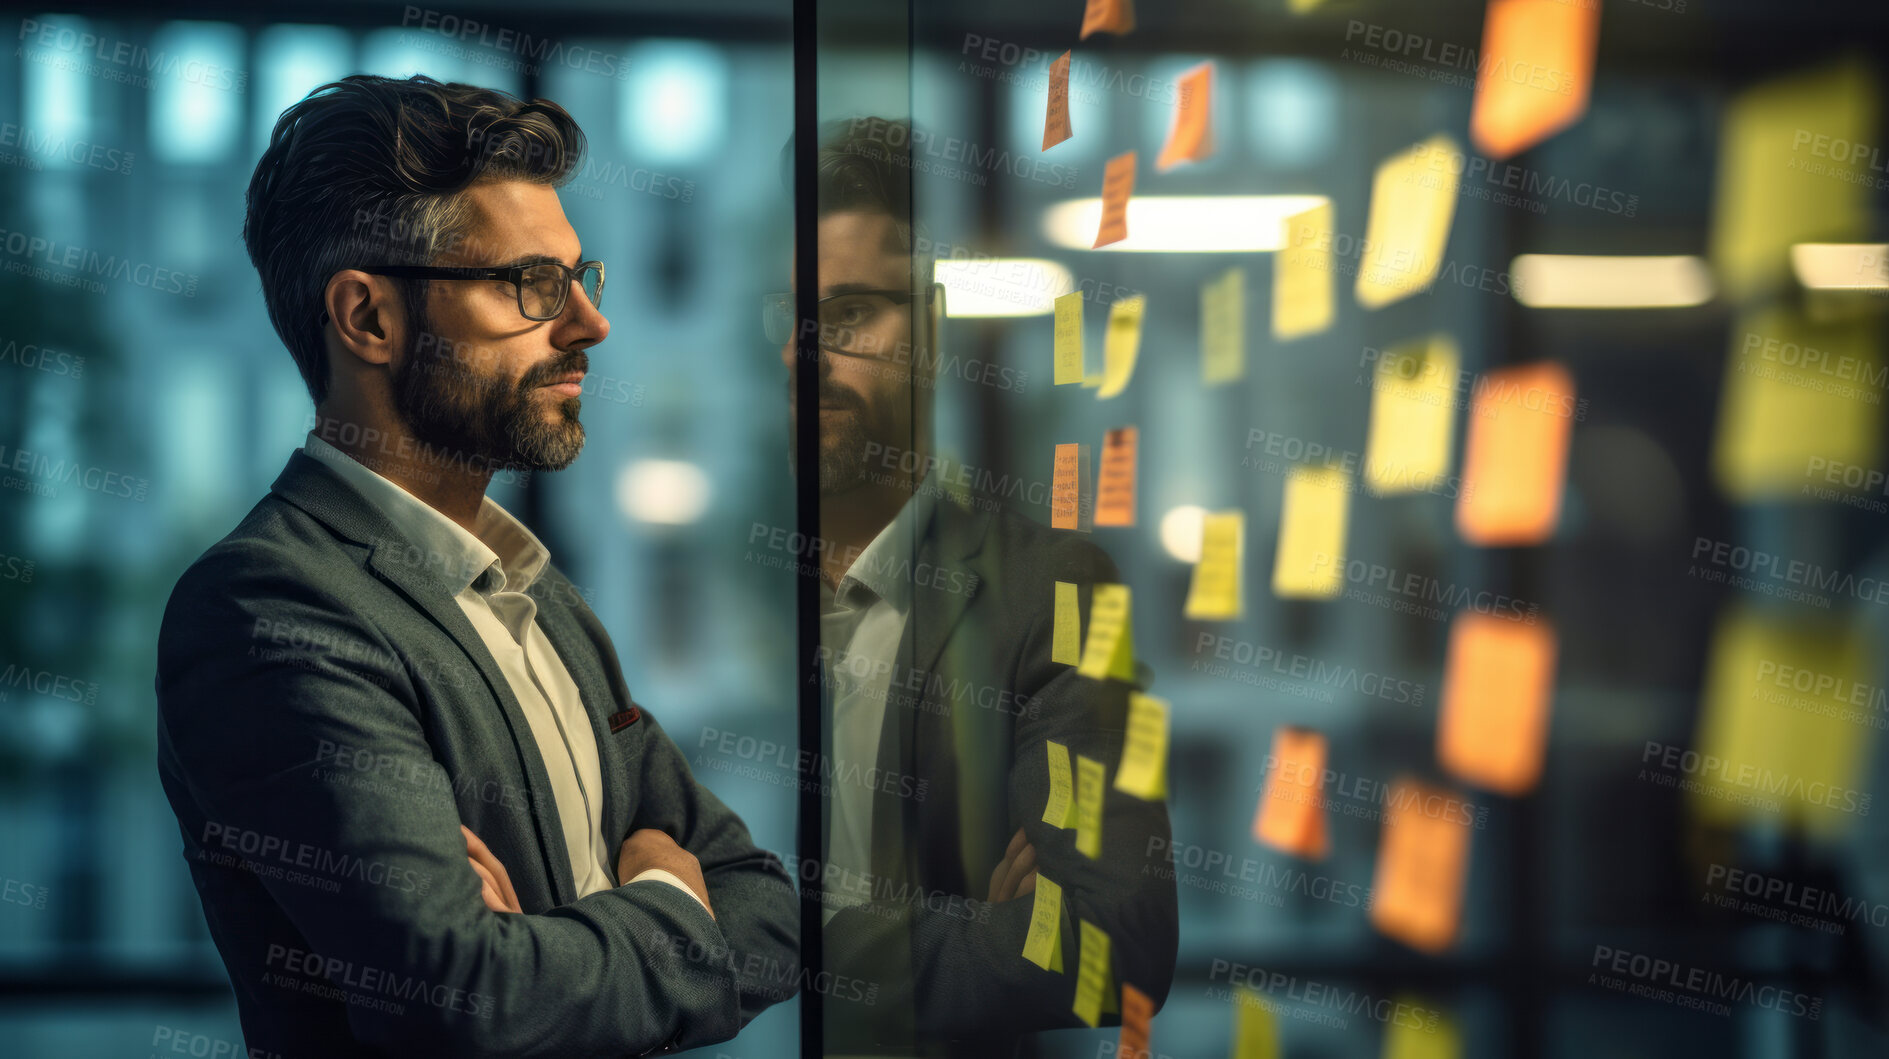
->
[1274,202,1334,340]
[1365,336,1460,495]
[1043,739,1076,827]
[1072,919,1112,1027]
[1456,361,1576,546]
[1095,427,1138,527]
[1469,0,1599,160]
[1156,62,1214,171]
[1357,136,1461,310]
[1054,290,1084,385]
[1711,60,1877,302]
[1052,582,1082,665]
[1383,1001,1458,1059]
[1079,0,1135,39]
[1712,305,1881,502]
[1075,754,1106,859]
[1271,465,1350,600]
[1094,151,1136,249]
[1051,443,1088,531]
[1022,874,1065,971]
[1184,510,1244,620]
[1370,778,1471,954]
[1438,613,1558,796]
[1114,692,1169,801]
[1202,267,1245,386]
[1077,584,1134,682]
[1230,986,1279,1059]
[1097,294,1145,399]
[1044,51,1074,151]
[1694,606,1874,837]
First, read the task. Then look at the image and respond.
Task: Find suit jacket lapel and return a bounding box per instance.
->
[268,449,577,906]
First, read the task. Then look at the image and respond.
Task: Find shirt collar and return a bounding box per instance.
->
[301,431,550,596]
[838,469,939,614]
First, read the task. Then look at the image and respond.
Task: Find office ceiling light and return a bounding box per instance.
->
[1790,243,1889,291]
[1043,195,1330,253]
[1511,254,1715,308]
[935,258,1074,317]
[616,459,711,525]
[1160,505,1208,563]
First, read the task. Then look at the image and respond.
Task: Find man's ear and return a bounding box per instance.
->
[324,270,400,368]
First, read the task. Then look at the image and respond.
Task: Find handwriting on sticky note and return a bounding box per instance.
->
[1044,739,1076,827]
[1456,361,1575,545]
[1156,62,1214,170]
[1274,202,1333,340]
[1114,692,1168,800]
[1052,443,1084,530]
[1271,465,1350,600]
[1118,983,1152,1059]
[1357,136,1461,310]
[1094,151,1136,249]
[1095,427,1138,527]
[1202,267,1245,386]
[1022,873,1064,971]
[1075,754,1106,858]
[1079,0,1135,39]
[1370,777,1471,953]
[1052,582,1082,665]
[1184,510,1244,620]
[1077,584,1134,681]
[1072,919,1112,1027]
[1097,294,1144,398]
[1439,613,1557,795]
[1253,726,1329,860]
[1054,290,1084,385]
[1470,0,1598,160]
[1044,51,1074,150]
[1366,335,1459,496]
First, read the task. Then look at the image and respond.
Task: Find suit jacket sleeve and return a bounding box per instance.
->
[824,531,1179,1041]
[157,542,754,1059]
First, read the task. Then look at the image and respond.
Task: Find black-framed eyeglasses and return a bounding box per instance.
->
[762,288,932,357]
[357,261,606,321]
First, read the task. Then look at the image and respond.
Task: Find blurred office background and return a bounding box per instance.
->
[3,0,1889,1056]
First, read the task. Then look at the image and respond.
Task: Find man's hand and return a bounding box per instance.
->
[617,828,715,919]
[987,827,1038,903]
[463,825,522,914]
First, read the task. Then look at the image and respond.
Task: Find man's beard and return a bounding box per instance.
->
[788,385,873,495]
[392,311,588,473]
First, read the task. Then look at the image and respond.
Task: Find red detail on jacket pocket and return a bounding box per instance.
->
[609,707,642,732]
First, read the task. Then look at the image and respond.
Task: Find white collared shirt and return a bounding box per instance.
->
[302,433,706,914]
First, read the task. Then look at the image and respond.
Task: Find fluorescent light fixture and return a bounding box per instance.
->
[1043,195,1330,253]
[616,459,711,525]
[1511,254,1714,308]
[935,258,1074,317]
[1160,505,1208,563]
[1790,243,1889,291]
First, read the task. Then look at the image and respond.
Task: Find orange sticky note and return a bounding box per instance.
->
[1438,613,1557,795]
[1044,51,1074,150]
[1079,0,1135,39]
[1095,427,1137,527]
[1253,727,1329,860]
[1469,0,1599,160]
[1456,361,1574,546]
[1119,983,1153,1059]
[1051,443,1086,530]
[1094,152,1136,249]
[1369,778,1471,954]
[1156,62,1214,170]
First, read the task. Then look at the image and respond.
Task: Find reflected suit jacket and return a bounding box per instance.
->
[822,495,1179,1056]
[155,449,798,1059]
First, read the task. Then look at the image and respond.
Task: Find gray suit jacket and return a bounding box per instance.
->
[155,449,799,1058]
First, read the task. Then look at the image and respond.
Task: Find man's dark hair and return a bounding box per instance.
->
[784,116,932,289]
[244,74,587,404]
